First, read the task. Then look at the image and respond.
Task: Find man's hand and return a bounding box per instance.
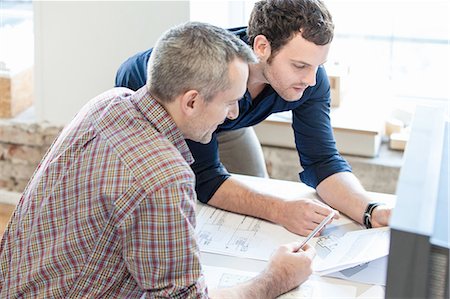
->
[210,242,316,299]
[276,198,339,236]
[370,205,392,227]
[265,242,316,293]
[209,177,338,237]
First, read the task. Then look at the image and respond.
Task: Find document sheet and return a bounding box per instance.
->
[202,265,357,298]
[196,205,299,260]
[196,204,390,275]
[313,227,390,275]
[326,256,388,286]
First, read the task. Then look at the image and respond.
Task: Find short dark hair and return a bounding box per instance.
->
[247,0,334,60]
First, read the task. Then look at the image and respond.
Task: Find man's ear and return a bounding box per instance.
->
[180,90,202,116]
[253,35,271,61]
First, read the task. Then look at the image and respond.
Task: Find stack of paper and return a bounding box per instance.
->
[313,227,390,275]
[196,204,390,276]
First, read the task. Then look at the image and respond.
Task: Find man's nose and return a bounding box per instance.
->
[304,66,317,87]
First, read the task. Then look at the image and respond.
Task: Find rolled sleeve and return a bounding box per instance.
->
[187,137,231,204]
[120,182,208,298]
[293,67,352,188]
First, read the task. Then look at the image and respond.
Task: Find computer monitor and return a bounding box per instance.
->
[385,105,449,298]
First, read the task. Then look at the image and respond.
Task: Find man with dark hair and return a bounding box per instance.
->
[115,0,392,236]
[0,22,315,298]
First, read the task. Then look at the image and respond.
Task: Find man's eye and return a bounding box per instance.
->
[295,64,306,69]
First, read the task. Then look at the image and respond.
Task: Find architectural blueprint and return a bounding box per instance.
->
[196,205,299,260]
[196,204,390,275]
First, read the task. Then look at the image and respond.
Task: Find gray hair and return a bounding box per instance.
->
[147,22,257,103]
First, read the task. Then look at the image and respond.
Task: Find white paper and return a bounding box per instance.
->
[325,256,388,286]
[202,265,357,298]
[313,227,390,275]
[196,204,389,278]
[196,205,299,260]
[278,277,357,299]
[202,265,257,288]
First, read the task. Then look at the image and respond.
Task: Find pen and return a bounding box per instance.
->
[297,210,335,251]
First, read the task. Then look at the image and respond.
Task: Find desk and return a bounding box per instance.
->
[198,174,395,298]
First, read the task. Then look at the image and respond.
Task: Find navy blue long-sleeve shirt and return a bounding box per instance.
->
[115,27,351,204]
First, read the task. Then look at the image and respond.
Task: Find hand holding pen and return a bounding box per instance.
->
[296,210,336,251]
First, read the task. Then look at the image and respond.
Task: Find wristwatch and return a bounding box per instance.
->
[363,202,384,229]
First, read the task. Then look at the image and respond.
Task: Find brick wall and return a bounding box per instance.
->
[262,145,400,194]
[0,121,63,193]
[0,121,399,195]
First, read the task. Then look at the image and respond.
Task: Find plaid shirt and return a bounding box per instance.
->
[0,87,208,298]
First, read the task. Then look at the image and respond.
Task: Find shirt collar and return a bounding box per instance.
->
[132,87,194,165]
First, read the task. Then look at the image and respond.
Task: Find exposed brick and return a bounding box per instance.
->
[15,179,29,193]
[0,178,15,190]
[0,123,45,146]
[0,121,63,194]
[44,135,58,146]
[42,124,63,146]
[0,178,29,193]
[0,143,6,160]
[0,161,36,180]
[3,144,45,165]
[42,124,63,136]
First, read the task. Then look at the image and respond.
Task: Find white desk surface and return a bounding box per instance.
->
[199,174,396,298]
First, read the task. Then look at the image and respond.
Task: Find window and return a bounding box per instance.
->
[324,0,449,112]
[0,0,34,74]
[191,0,449,115]
[190,1,256,28]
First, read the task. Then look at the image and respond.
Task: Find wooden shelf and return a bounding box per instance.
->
[254,110,383,157]
[0,67,34,118]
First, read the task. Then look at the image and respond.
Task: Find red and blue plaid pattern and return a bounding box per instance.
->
[0,87,208,298]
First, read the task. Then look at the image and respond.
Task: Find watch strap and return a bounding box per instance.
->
[363,202,384,229]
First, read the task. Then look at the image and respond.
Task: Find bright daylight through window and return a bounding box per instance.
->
[325,0,449,110]
[0,0,33,75]
[0,0,34,118]
[192,0,449,115]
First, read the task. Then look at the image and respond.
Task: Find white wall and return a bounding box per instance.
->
[190,1,245,28]
[34,1,189,125]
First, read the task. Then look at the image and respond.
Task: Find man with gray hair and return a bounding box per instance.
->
[116,0,392,237]
[0,22,315,298]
